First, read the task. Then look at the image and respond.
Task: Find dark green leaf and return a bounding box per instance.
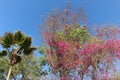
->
[20,36,32,48]
[23,47,36,55]
[16,55,21,63]
[0,50,7,56]
[2,33,14,48]
[14,31,26,45]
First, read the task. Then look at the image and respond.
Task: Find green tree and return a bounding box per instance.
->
[0,54,42,80]
[0,31,36,80]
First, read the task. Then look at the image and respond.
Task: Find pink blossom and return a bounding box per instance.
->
[103,73,109,80]
[117,52,120,58]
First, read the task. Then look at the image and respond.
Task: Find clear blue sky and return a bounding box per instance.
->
[0,0,120,46]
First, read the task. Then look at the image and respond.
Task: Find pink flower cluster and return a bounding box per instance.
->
[78,39,120,59]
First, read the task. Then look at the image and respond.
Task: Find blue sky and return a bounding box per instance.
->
[0,0,120,46]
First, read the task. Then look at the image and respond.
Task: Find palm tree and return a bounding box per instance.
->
[0,31,36,80]
[0,54,42,80]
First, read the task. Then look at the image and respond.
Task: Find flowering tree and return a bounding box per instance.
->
[39,24,89,79]
[39,7,120,80]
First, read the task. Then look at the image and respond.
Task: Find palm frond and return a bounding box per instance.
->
[14,31,26,45]
[20,36,32,48]
[23,47,36,55]
[2,33,14,48]
[0,50,7,57]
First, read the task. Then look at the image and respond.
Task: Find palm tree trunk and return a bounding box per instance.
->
[6,46,18,80]
[11,72,16,80]
[6,66,13,80]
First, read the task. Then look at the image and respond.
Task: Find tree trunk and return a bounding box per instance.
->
[11,72,16,80]
[80,72,84,80]
[6,66,13,80]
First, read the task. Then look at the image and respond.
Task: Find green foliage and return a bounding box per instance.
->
[0,31,34,52]
[39,56,47,66]
[56,25,90,44]
[0,31,35,56]
[0,57,9,78]
[1,33,14,48]
[0,55,42,79]
[0,30,36,80]
[0,50,7,57]
[23,47,36,55]
[20,36,32,49]
[38,46,49,54]
[14,31,26,45]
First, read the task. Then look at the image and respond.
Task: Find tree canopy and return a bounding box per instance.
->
[38,7,120,80]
